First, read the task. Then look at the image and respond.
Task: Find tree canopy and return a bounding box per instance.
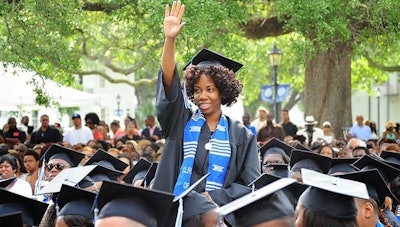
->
[0,0,399,136]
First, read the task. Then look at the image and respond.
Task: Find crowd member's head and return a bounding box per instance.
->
[117,153,133,181]
[259,138,292,165]
[43,144,84,181]
[80,146,95,166]
[94,181,174,227]
[23,150,40,174]
[256,106,268,121]
[0,154,18,179]
[55,184,96,227]
[289,149,332,183]
[352,146,369,158]
[84,112,100,130]
[295,169,369,227]
[318,144,335,158]
[71,113,82,128]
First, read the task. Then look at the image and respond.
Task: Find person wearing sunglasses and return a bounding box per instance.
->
[42,143,85,182]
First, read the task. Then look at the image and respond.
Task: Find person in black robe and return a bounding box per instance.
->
[152,2,260,226]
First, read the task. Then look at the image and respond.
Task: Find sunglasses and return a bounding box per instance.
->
[46,163,65,171]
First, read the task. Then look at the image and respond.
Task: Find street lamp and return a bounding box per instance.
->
[376,88,381,135]
[116,94,121,117]
[268,43,282,123]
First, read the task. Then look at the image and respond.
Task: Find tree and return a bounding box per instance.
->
[242,0,400,137]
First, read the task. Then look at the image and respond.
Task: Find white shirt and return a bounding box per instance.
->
[297,127,325,145]
[250,118,267,134]
[10,178,32,197]
[63,126,94,146]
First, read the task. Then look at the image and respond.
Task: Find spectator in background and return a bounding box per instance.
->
[110,120,126,145]
[141,115,162,142]
[21,150,40,194]
[348,114,372,141]
[4,117,26,148]
[321,121,336,144]
[257,113,285,145]
[120,122,141,142]
[382,121,398,141]
[280,109,298,137]
[63,113,93,146]
[84,112,108,141]
[0,154,32,197]
[30,114,63,146]
[242,112,257,135]
[18,116,33,143]
[251,106,268,134]
[365,120,379,140]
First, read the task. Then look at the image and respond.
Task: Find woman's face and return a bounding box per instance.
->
[0,161,15,179]
[319,147,333,158]
[263,153,285,165]
[193,75,222,117]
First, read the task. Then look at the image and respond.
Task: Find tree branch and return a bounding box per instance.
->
[364,54,400,72]
[78,70,157,86]
[241,16,292,39]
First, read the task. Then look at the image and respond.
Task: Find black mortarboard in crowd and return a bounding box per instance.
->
[352,154,400,184]
[183,48,243,73]
[0,177,16,188]
[299,169,369,219]
[56,184,96,220]
[0,188,49,226]
[249,173,308,209]
[95,180,174,227]
[290,149,332,174]
[259,138,293,162]
[0,212,23,227]
[43,143,84,167]
[294,143,311,152]
[37,165,97,195]
[217,178,296,227]
[85,149,128,180]
[141,162,158,188]
[122,158,152,184]
[340,169,398,207]
[380,150,400,169]
[328,158,358,175]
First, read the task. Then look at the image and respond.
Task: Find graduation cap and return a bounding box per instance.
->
[339,169,398,207]
[294,143,311,152]
[259,138,293,163]
[0,212,23,227]
[85,149,128,181]
[0,188,49,226]
[249,173,308,209]
[300,169,369,219]
[122,158,152,184]
[264,163,289,178]
[289,149,332,174]
[0,177,16,188]
[37,165,97,195]
[141,162,158,188]
[43,143,84,167]
[95,180,174,227]
[380,150,400,169]
[352,154,400,184]
[328,158,358,176]
[55,184,96,220]
[216,178,296,226]
[183,48,243,73]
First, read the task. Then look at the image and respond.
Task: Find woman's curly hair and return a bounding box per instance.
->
[183,64,243,107]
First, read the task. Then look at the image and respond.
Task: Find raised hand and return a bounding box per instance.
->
[164,1,185,39]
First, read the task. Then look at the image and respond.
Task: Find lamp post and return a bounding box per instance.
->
[116,94,121,117]
[376,88,381,135]
[268,43,282,123]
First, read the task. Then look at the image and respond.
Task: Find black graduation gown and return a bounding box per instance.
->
[152,68,260,225]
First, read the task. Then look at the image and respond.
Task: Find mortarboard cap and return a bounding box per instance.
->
[339,169,398,207]
[352,154,400,184]
[56,184,96,220]
[259,138,293,161]
[290,149,332,174]
[380,150,400,169]
[0,212,23,227]
[43,143,84,167]
[299,169,369,219]
[122,158,152,184]
[37,165,97,195]
[216,178,296,226]
[294,143,311,152]
[96,180,174,227]
[141,162,158,188]
[328,158,358,175]
[183,48,243,73]
[0,177,16,188]
[0,188,48,226]
[264,163,289,178]
[249,173,308,210]
[85,149,128,180]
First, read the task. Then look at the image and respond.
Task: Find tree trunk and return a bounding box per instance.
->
[304,42,352,139]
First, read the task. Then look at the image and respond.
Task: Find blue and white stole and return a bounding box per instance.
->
[173,109,231,196]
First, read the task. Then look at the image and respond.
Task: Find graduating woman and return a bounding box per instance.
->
[152,1,260,226]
